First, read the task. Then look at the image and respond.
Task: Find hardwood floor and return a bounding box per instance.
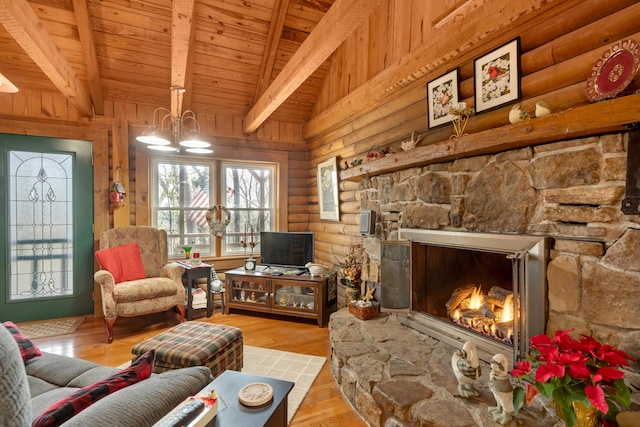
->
[33,310,367,427]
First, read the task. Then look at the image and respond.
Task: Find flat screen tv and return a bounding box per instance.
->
[259,232,314,269]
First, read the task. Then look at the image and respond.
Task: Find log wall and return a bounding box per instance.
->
[306,0,640,273]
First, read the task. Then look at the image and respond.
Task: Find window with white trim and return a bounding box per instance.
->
[152,158,214,257]
[151,157,276,258]
[222,162,275,256]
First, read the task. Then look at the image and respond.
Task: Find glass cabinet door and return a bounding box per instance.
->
[273,281,317,313]
[228,277,270,307]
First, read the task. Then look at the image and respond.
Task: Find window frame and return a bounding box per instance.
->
[149,153,278,259]
[221,160,276,257]
[151,155,217,257]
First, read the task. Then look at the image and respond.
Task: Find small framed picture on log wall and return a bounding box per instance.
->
[427,68,460,128]
[317,156,340,221]
[474,37,521,113]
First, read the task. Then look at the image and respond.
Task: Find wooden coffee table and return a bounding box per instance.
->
[201,370,294,427]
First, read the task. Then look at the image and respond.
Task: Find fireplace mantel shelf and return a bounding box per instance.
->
[340,93,640,182]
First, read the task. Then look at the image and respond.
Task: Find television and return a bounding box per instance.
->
[259,232,314,269]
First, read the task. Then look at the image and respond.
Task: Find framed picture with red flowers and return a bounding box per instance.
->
[473,37,521,113]
[427,68,460,128]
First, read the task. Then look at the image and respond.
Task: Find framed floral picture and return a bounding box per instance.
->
[427,68,460,128]
[474,38,521,113]
[317,156,339,221]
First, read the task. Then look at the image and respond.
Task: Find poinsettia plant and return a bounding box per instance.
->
[510,329,633,427]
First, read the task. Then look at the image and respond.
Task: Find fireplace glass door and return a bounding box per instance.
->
[413,244,516,345]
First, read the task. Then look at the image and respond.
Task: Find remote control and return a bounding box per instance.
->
[156,399,204,427]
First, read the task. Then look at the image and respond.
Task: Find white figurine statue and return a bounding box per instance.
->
[451,341,482,398]
[488,353,515,425]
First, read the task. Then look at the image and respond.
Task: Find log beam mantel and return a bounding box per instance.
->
[339,93,640,182]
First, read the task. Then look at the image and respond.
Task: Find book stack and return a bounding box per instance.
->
[189,287,207,309]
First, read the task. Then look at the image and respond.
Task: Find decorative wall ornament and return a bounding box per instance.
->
[206,205,231,237]
[586,38,640,102]
[427,68,460,128]
[474,38,521,113]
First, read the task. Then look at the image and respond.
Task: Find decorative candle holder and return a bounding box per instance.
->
[449,102,475,138]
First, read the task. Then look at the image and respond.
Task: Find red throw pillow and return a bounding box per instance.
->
[95,242,146,283]
[32,349,155,427]
[2,321,42,362]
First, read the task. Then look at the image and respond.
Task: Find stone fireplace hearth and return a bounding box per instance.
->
[329,309,560,427]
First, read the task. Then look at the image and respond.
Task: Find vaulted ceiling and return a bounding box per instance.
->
[0,0,380,133]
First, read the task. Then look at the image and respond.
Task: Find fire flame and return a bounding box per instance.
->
[502,294,513,322]
[469,286,484,309]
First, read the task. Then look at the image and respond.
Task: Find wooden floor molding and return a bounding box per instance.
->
[32,311,366,427]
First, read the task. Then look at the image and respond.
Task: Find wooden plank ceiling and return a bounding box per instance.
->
[0,0,352,129]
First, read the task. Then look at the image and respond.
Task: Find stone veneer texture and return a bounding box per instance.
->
[356,133,640,374]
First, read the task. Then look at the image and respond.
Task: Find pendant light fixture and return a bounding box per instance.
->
[136,87,212,154]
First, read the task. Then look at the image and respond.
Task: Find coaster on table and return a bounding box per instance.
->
[238,382,273,407]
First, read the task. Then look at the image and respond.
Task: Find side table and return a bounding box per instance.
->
[179,262,212,320]
[201,370,293,427]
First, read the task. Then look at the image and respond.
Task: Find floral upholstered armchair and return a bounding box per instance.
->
[94,226,186,343]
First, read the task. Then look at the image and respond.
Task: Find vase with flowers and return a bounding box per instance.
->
[510,329,633,427]
[338,241,364,304]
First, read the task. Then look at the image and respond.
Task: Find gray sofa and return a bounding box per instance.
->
[0,323,212,427]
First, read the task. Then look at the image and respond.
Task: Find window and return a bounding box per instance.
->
[222,162,275,256]
[151,157,276,258]
[152,158,214,257]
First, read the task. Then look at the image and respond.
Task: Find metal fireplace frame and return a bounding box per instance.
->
[398,228,549,363]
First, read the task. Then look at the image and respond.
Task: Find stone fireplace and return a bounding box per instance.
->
[357,132,640,373]
[330,132,640,426]
[397,228,548,363]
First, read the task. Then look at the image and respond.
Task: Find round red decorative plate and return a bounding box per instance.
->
[586,38,640,102]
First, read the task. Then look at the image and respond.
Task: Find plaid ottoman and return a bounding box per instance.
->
[131,321,243,377]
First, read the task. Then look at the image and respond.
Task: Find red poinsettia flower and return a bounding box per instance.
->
[586,384,608,413]
[510,329,633,427]
[510,360,531,377]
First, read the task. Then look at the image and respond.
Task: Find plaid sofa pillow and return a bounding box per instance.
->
[32,349,155,427]
[2,321,42,362]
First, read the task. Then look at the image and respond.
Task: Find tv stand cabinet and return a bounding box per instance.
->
[224,268,336,327]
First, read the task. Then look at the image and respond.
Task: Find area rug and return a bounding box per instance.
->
[15,316,85,339]
[241,345,326,424]
[117,345,325,424]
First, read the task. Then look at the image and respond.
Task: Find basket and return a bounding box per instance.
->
[348,301,380,320]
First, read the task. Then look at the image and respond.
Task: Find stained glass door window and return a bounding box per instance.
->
[8,151,74,300]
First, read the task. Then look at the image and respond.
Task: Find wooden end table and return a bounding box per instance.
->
[178,262,212,320]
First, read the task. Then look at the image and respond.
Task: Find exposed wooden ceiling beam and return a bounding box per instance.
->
[171,0,197,116]
[71,0,104,116]
[0,0,92,117]
[253,0,289,103]
[243,0,385,134]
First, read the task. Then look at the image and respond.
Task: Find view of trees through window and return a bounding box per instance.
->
[223,163,274,256]
[155,162,212,257]
[152,159,275,258]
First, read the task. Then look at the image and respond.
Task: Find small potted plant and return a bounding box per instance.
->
[510,329,634,427]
